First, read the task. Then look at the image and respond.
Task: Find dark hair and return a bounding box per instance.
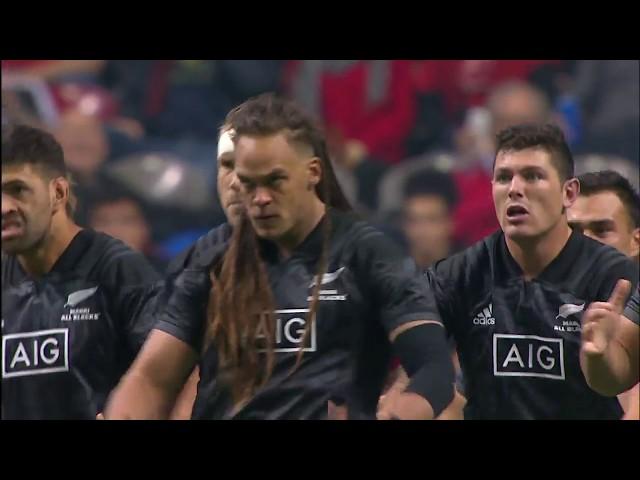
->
[207,93,352,404]
[577,170,640,228]
[2,124,76,216]
[495,123,574,181]
[404,169,458,210]
[87,179,147,216]
[3,124,66,176]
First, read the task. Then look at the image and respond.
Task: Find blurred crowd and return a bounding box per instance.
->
[2,59,638,271]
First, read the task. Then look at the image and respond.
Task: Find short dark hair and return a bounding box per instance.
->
[495,123,574,181]
[2,124,67,178]
[577,170,640,228]
[88,185,142,211]
[2,124,76,216]
[404,169,458,210]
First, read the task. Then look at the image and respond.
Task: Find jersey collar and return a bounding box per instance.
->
[258,209,347,263]
[48,229,95,274]
[498,228,583,282]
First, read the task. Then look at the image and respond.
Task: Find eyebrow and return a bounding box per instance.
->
[569,219,616,229]
[495,165,546,174]
[236,168,289,182]
[1,179,29,190]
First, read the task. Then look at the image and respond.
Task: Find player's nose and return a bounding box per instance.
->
[507,176,525,199]
[1,193,18,216]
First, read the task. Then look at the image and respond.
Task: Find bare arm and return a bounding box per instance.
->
[169,367,200,420]
[618,384,640,420]
[379,364,466,420]
[104,330,198,419]
[376,320,455,420]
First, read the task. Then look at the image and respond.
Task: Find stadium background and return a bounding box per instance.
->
[2,60,638,272]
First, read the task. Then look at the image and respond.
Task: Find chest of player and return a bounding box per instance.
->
[262,258,368,354]
[2,278,119,380]
[460,279,588,381]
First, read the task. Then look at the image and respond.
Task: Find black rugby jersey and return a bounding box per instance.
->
[2,229,161,419]
[155,210,440,419]
[426,229,638,420]
[624,286,639,326]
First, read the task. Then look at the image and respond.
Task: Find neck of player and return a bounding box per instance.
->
[18,215,82,278]
[505,220,572,281]
[278,198,326,258]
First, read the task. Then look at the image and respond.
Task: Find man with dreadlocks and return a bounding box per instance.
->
[103,94,455,420]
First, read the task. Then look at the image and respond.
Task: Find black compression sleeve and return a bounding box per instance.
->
[392,322,455,417]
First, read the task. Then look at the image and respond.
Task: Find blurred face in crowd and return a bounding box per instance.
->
[234,132,321,244]
[493,147,578,241]
[568,191,640,259]
[402,194,453,268]
[53,110,109,181]
[90,198,150,253]
[489,84,550,136]
[217,129,243,226]
[2,164,67,255]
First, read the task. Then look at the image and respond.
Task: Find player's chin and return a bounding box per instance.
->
[0,236,27,254]
[502,223,535,240]
[252,224,280,240]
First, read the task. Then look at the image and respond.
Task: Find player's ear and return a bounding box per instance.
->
[51,177,69,214]
[307,157,322,191]
[562,177,579,209]
[630,227,640,259]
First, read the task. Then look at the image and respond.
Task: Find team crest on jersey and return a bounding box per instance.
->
[60,286,102,322]
[553,302,584,333]
[307,266,348,301]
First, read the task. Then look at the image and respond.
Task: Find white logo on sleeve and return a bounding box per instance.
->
[473,303,495,325]
[64,286,99,307]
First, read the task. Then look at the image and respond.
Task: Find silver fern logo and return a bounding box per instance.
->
[64,287,99,308]
[555,303,585,320]
[309,267,345,288]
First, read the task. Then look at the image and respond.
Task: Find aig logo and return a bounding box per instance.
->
[493,334,565,380]
[2,329,69,378]
[257,309,316,353]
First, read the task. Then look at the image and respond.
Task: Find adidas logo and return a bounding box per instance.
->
[473,303,495,325]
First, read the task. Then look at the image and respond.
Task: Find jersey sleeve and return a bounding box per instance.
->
[154,225,232,352]
[593,253,639,304]
[153,267,211,352]
[623,285,639,326]
[425,256,463,339]
[351,228,441,334]
[104,249,163,354]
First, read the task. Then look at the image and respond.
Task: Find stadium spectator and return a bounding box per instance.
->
[574,60,639,164]
[401,169,460,270]
[87,184,166,272]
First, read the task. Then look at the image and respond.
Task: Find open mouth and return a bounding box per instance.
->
[506,205,529,221]
[1,222,24,240]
